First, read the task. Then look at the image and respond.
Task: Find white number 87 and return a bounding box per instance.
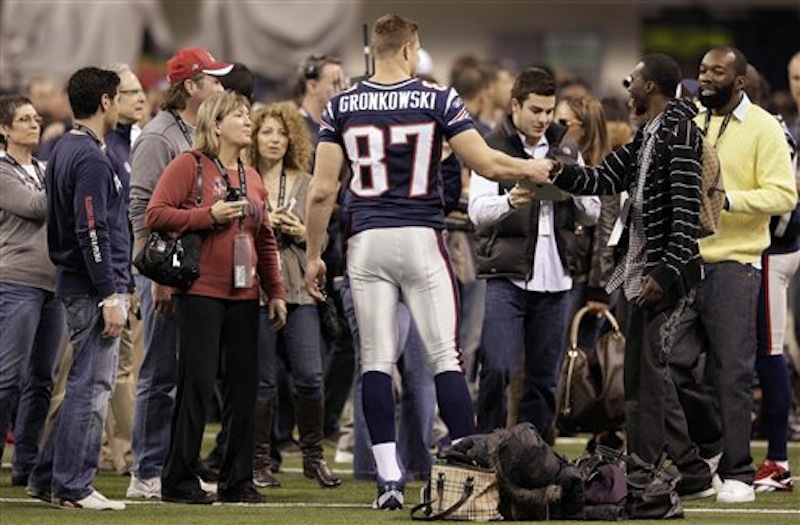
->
[343,123,435,198]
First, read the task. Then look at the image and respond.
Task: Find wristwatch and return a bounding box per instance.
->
[98,297,121,308]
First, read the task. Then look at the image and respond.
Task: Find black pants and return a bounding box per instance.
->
[625,300,710,491]
[163,295,259,493]
[668,262,761,483]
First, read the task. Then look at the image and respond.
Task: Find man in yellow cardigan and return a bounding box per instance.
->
[669,46,797,504]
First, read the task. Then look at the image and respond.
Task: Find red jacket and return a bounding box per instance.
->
[146,151,286,302]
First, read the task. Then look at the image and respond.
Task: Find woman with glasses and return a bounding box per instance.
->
[0,96,65,486]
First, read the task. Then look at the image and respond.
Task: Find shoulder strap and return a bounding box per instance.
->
[189,151,203,207]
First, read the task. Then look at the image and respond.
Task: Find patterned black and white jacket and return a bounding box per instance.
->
[553,98,704,309]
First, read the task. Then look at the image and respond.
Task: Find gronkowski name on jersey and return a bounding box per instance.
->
[319,78,474,235]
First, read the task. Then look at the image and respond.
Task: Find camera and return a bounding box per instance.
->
[225,187,242,202]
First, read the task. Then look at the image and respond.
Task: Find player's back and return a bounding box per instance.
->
[319,78,473,235]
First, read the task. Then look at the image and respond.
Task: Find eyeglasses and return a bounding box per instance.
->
[13,114,43,126]
[119,88,145,96]
[557,118,582,128]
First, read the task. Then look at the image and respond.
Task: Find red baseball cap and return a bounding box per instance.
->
[167,47,233,84]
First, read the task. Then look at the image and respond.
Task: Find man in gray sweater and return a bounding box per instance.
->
[127,46,230,500]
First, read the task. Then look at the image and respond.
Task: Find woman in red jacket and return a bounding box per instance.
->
[146,91,287,504]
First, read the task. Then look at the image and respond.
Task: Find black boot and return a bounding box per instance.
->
[253,397,280,488]
[295,393,342,488]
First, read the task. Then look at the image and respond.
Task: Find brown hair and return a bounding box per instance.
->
[371,14,418,58]
[160,73,207,111]
[563,96,610,165]
[193,91,251,157]
[0,95,34,127]
[247,102,312,173]
[511,68,556,103]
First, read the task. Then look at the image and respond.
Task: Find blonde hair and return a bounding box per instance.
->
[564,96,610,165]
[247,101,312,172]
[193,91,251,157]
[372,14,418,58]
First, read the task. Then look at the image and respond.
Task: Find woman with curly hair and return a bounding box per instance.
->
[247,102,341,489]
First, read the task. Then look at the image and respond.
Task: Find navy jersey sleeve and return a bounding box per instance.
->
[441,87,474,140]
[318,99,341,145]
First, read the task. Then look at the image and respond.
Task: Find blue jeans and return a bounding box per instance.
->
[131,274,178,479]
[28,295,121,500]
[343,282,435,481]
[257,304,324,399]
[0,282,65,478]
[477,279,569,436]
[669,261,761,483]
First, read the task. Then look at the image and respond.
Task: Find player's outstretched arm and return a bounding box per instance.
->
[305,142,344,301]
[449,129,554,184]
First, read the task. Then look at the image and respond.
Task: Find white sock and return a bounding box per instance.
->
[372,442,402,482]
[775,460,790,470]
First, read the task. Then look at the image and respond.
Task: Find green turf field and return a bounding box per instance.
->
[1,430,797,524]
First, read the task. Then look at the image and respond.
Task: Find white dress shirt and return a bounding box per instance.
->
[468,132,600,292]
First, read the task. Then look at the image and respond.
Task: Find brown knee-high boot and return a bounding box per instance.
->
[295,393,342,488]
[252,397,280,488]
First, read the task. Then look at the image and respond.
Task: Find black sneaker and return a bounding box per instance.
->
[372,480,404,510]
[218,483,266,504]
[161,485,217,505]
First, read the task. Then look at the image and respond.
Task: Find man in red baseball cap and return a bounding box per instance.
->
[167,46,233,85]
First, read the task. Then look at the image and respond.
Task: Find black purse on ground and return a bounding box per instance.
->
[134,153,204,289]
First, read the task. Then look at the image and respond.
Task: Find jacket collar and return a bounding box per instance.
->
[499,115,569,157]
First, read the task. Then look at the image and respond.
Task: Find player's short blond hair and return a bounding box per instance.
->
[371,14,418,58]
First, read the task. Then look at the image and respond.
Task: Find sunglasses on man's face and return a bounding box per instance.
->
[622,76,633,89]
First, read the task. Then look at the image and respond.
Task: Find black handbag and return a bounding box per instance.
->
[134,152,204,289]
[556,305,625,433]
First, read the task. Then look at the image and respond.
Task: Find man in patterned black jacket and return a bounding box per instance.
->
[530,54,715,505]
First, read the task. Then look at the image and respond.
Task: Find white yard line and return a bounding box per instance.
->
[0,497,798,513]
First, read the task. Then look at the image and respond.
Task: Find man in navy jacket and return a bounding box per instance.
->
[27,67,130,511]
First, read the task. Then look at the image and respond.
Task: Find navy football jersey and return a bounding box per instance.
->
[319,78,474,234]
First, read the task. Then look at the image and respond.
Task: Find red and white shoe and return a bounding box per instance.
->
[753,459,793,493]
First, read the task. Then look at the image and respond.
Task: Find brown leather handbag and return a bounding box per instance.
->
[556,305,625,433]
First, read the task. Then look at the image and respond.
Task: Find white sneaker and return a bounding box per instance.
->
[716,479,755,503]
[199,477,218,494]
[126,475,161,499]
[334,448,354,464]
[57,489,126,510]
[703,452,723,476]
[711,474,724,493]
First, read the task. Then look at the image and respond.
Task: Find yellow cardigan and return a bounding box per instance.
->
[696,95,796,264]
